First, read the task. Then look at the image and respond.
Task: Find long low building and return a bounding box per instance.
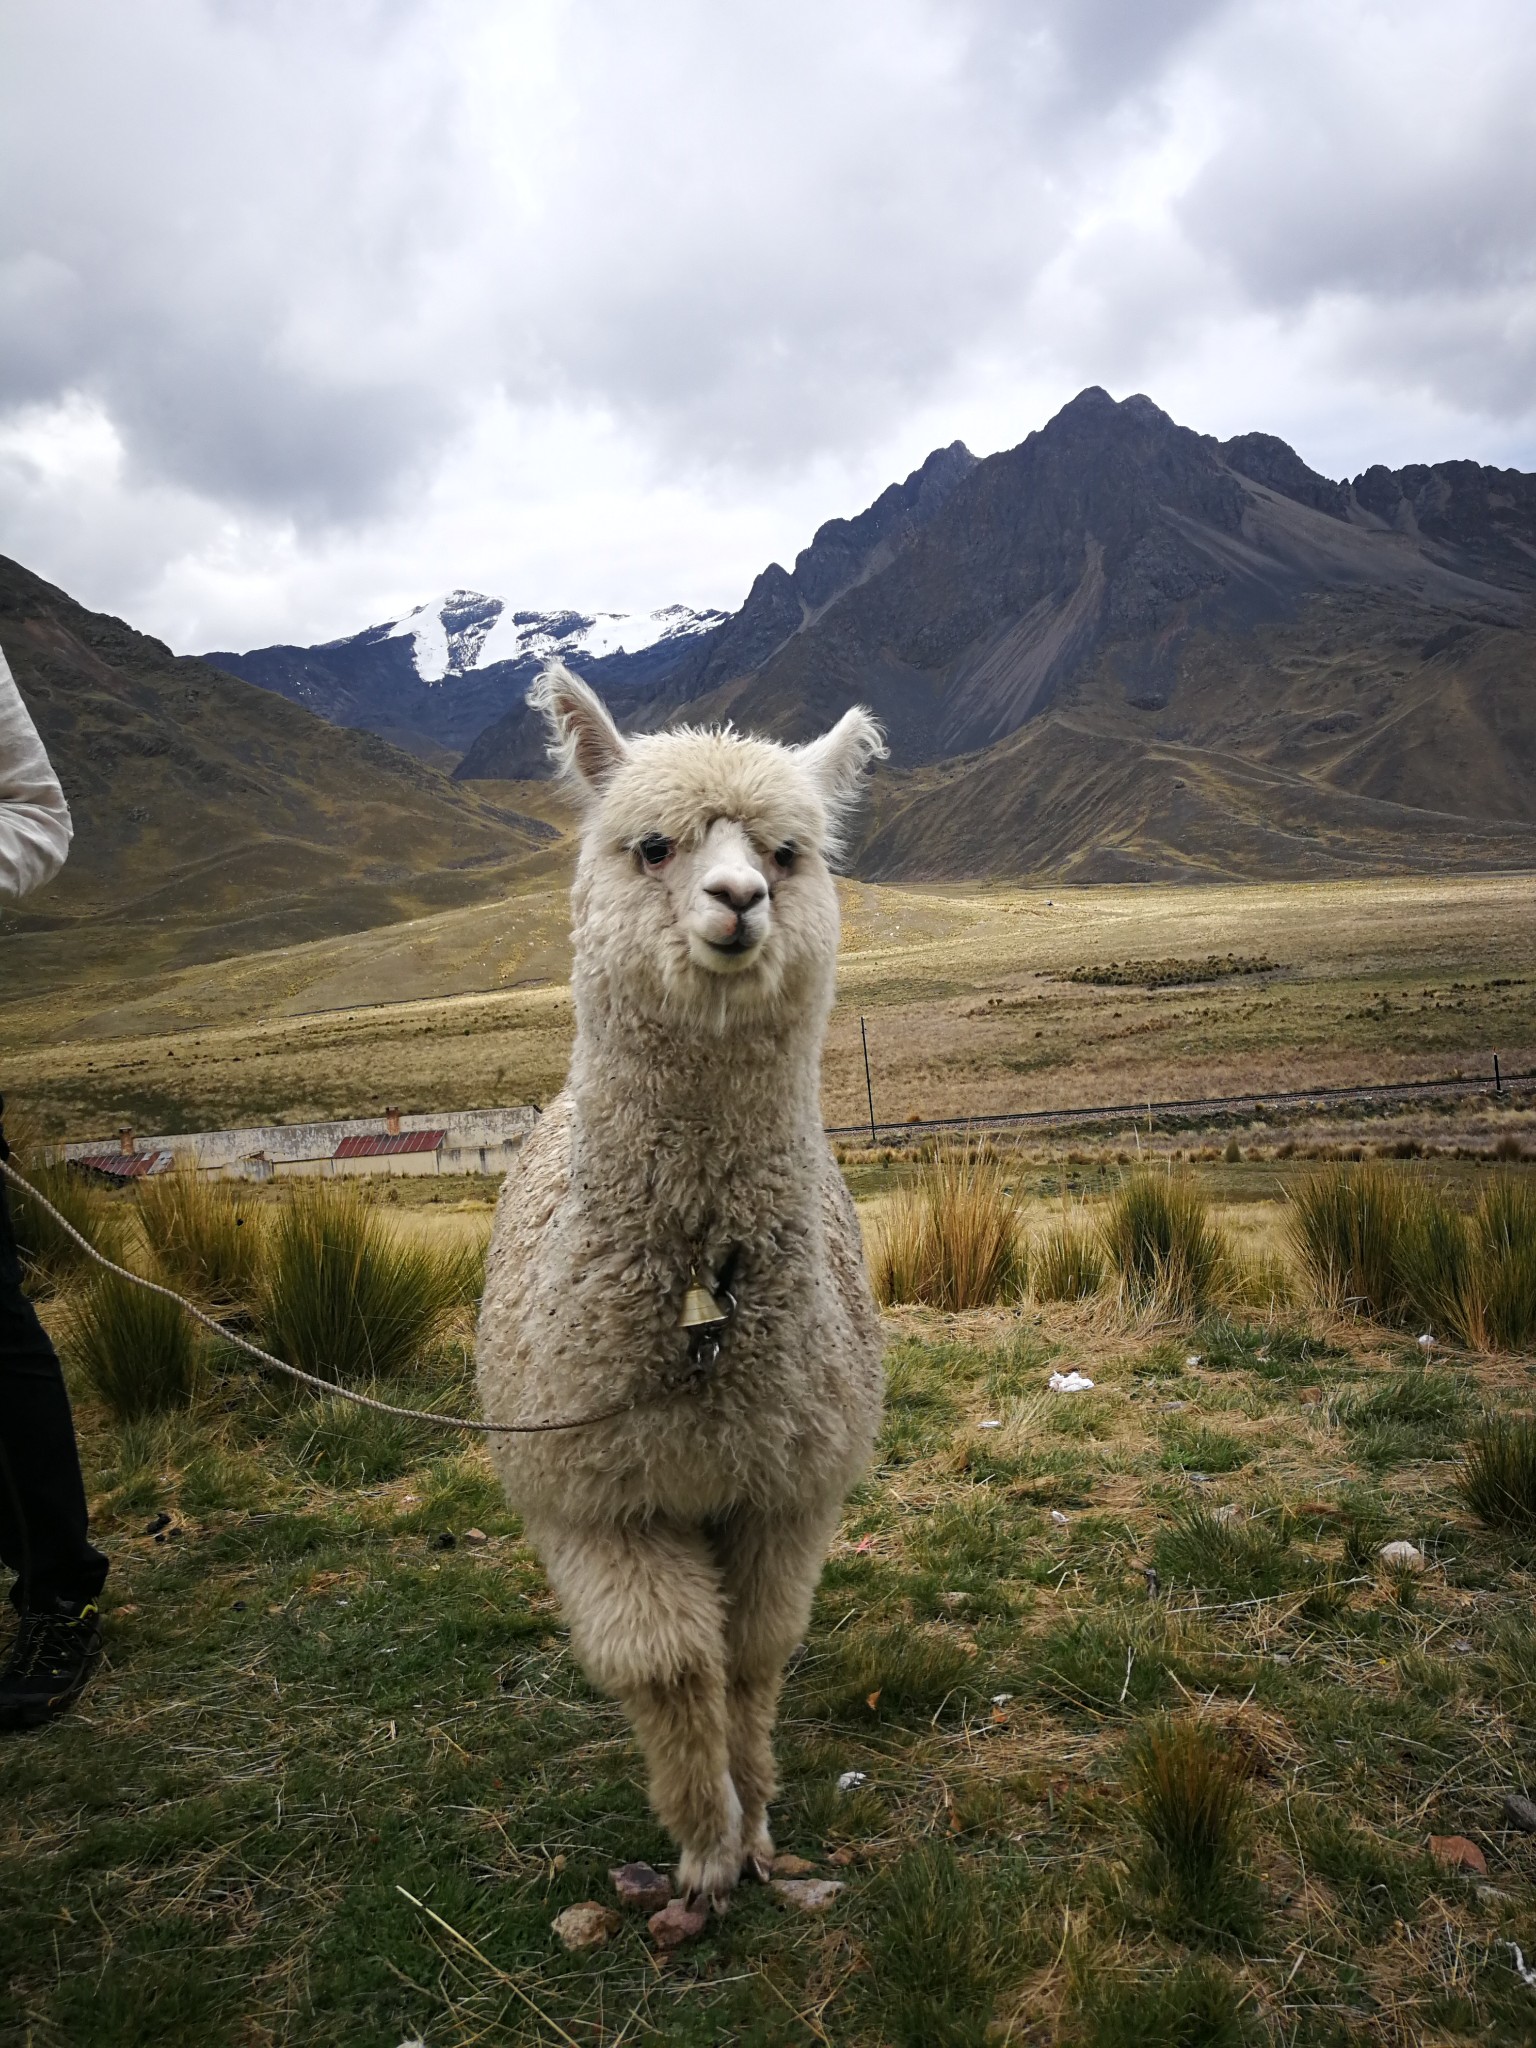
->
[66,1105,538,1182]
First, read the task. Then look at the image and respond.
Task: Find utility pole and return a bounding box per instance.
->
[860,1015,877,1144]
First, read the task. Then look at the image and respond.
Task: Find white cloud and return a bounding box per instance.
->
[0,0,1532,650]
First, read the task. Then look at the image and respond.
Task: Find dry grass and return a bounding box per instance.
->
[1099,1171,1231,1317]
[870,1150,1024,1310]
[136,1164,265,1310]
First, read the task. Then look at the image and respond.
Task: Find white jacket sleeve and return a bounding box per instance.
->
[0,641,72,900]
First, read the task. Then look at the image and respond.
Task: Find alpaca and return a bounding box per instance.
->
[475,663,886,1909]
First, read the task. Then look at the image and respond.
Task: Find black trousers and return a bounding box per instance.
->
[0,1144,109,1613]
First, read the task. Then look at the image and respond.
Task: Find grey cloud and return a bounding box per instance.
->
[0,0,1533,626]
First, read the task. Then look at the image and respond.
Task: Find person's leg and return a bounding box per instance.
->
[0,1154,108,1727]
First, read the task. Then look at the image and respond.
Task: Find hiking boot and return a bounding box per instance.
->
[0,1598,103,1729]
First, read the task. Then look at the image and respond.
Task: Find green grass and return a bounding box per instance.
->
[1034,1217,1106,1301]
[67,1267,204,1420]
[259,1181,479,1387]
[136,1166,265,1310]
[1457,1409,1536,1530]
[9,1157,128,1296]
[7,1290,1536,2044]
[1338,1363,1469,1468]
[1100,1173,1230,1317]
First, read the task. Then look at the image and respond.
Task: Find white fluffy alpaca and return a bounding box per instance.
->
[475,664,886,1908]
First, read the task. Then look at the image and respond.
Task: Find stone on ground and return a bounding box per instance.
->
[552,1903,622,1950]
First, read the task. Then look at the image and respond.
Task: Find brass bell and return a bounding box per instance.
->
[679,1274,728,1331]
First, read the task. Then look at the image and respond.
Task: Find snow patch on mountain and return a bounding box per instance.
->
[385,590,725,685]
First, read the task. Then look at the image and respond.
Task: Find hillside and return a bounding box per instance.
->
[0,555,559,996]
[654,390,1536,878]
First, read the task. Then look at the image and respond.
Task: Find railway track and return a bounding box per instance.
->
[827,1067,1535,1144]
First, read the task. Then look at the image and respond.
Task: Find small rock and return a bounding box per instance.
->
[552,1902,621,1950]
[770,1854,817,1878]
[939,1590,972,1611]
[463,1528,488,1546]
[1477,1883,1513,1903]
[1300,1386,1325,1406]
[836,1770,869,1793]
[1379,1540,1426,1572]
[1452,1638,1475,1655]
[1161,1400,1187,1413]
[1186,1354,1202,1368]
[1429,1833,1488,1875]
[1211,1504,1241,1524]
[827,1845,856,1866]
[772,1878,845,1912]
[1418,1332,1436,1349]
[991,1693,1014,1707]
[610,1860,670,1911]
[431,1531,456,1551]
[648,1897,709,1948]
[1503,1793,1536,1834]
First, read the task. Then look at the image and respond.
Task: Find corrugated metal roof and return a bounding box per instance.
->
[73,1150,174,1180]
[333,1129,446,1160]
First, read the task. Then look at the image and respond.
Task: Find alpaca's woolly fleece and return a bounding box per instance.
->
[474,666,885,1905]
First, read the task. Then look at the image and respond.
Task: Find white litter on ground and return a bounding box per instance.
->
[1186,1354,1203,1367]
[1507,1941,1536,1990]
[1418,1331,1437,1349]
[978,1418,1003,1429]
[1050,1509,1070,1526]
[1048,1370,1095,1393]
[836,1770,869,1792]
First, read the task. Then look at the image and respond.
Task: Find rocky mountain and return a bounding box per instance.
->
[498,386,1534,881]
[0,555,557,997]
[207,593,726,764]
[455,440,978,780]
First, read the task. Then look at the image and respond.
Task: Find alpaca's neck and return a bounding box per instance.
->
[566,950,829,1196]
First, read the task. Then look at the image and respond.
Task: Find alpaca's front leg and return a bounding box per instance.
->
[532,1516,741,1908]
[714,1507,840,1879]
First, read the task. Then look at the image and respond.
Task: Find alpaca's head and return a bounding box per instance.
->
[532,663,885,1025]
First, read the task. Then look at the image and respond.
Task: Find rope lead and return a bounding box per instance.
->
[0,1156,638,1436]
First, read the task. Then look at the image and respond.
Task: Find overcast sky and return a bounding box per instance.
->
[2,0,1534,652]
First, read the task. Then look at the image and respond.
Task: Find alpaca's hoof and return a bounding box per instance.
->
[741,1852,774,1885]
[677,1839,742,1915]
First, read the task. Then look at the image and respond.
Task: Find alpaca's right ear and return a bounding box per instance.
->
[528,662,628,796]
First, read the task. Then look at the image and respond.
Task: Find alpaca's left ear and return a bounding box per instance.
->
[797,706,887,824]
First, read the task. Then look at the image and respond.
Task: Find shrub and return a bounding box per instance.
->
[1288,1163,1407,1317]
[70,1267,203,1420]
[1456,1410,1536,1530]
[1100,1173,1229,1316]
[259,1183,478,1388]
[1033,1219,1105,1301]
[8,1157,126,1297]
[1394,1187,1472,1338]
[1127,1715,1255,1930]
[137,1166,265,1310]
[870,1153,1024,1311]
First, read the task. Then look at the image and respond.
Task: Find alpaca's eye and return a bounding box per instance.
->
[637,834,674,869]
[773,842,797,871]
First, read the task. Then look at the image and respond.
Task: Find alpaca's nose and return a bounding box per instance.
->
[704,871,767,919]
